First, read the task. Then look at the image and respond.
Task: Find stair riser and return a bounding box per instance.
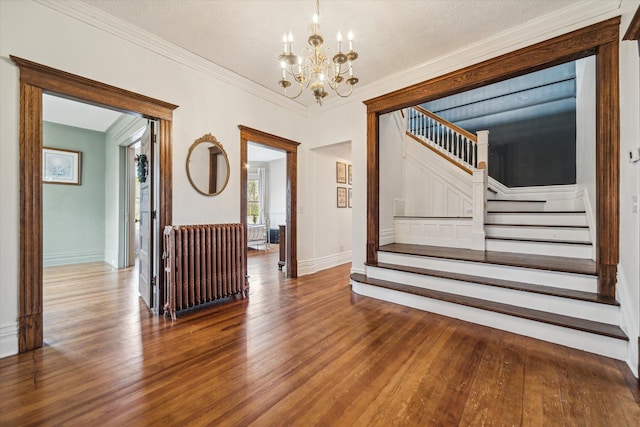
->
[377,251,597,292]
[486,201,546,212]
[366,266,618,324]
[487,213,588,226]
[486,225,591,242]
[486,239,594,259]
[352,282,627,361]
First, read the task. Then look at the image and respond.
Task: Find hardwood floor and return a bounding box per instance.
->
[1,248,638,425]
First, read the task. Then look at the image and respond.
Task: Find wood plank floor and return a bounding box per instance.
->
[1,246,638,426]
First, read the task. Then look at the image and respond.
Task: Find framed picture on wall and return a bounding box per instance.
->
[348,188,352,208]
[336,162,347,183]
[43,147,82,185]
[348,164,352,185]
[337,187,347,208]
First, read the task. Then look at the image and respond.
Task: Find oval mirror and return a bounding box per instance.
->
[186,133,230,196]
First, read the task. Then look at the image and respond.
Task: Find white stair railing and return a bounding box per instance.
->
[406,106,489,250]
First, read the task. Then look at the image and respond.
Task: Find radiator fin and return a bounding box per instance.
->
[163,224,247,320]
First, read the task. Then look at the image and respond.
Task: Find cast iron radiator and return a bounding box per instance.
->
[163,224,248,320]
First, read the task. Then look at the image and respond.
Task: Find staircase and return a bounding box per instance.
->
[352,106,627,361]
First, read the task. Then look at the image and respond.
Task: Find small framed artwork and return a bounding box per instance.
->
[43,147,82,185]
[337,187,347,208]
[348,164,352,185]
[348,188,352,208]
[336,162,347,184]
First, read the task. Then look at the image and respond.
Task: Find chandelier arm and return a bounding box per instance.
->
[333,84,355,98]
[282,81,307,100]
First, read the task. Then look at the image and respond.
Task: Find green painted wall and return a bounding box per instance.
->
[43,122,106,266]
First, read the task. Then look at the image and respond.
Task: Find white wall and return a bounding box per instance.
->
[268,157,287,228]
[618,0,640,376]
[104,115,146,268]
[300,141,353,275]
[379,111,405,244]
[575,56,597,238]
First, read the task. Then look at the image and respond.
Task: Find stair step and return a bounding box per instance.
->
[485,237,593,259]
[379,243,595,274]
[486,224,591,242]
[367,261,616,305]
[487,211,588,226]
[378,243,596,291]
[366,261,617,323]
[486,199,546,212]
[350,273,627,341]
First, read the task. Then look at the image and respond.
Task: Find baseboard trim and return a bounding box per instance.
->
[298,251,352,276]
[0,323,19,359]
[43,250,105,267]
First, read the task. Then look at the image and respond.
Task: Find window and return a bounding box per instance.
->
[247,178,260,224]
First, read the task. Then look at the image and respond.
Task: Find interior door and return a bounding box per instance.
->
[138,122,154,309]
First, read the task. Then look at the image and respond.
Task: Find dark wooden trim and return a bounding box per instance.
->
[406,132,473,175]
[10,56,177,120]
[365,17,620,114]
[595,40,620,298]
[157,119,173,314]
[12,56,177,351]
[364,18,620,298]
[18,83,43,353]
[366,111,379,265]
[623,5,640,41]
[239,125,300,278]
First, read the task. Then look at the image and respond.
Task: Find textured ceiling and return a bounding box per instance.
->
[82,0,589,106]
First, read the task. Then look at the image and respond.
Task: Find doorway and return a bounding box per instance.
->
[12,56,178,352]
[246,142,287,278]
[239,126,300,278]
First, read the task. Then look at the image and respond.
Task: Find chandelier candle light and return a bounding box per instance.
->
[277,0,359,105]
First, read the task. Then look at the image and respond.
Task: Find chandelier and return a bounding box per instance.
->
[277,0,359,105]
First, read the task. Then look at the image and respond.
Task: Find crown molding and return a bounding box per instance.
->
[35,0,621,118]
[35,0,308,116]
[312,0,622,115]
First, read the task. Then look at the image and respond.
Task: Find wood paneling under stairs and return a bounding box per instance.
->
[1,252,638,425]
[380,243,597,275]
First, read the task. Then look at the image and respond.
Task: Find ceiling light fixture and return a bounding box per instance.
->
[277,0,359,105]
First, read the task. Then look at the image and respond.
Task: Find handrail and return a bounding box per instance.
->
[413,105,476,142]
[405,131,473,175]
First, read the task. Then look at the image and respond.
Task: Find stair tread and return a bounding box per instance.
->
[351,273,627,341]
[395,216,472,219]
[488,199,546,203]
[379,243,597,275]
[486,223,589,229]
[488,210,586,214]
[367,261,618,305]
[486,236,592,245]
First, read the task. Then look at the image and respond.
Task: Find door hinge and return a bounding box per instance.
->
[152,134,157,144]
[151,276,157,288]
[151,210,157,220]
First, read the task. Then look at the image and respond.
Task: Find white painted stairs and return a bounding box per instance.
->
[485,198,594,259]
[351,244,628,361]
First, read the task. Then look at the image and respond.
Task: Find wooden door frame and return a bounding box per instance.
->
[364,17,621,298]
[239,126,300,278]
[11,56,178,352]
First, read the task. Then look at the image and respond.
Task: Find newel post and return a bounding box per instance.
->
[471,130,489,251]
